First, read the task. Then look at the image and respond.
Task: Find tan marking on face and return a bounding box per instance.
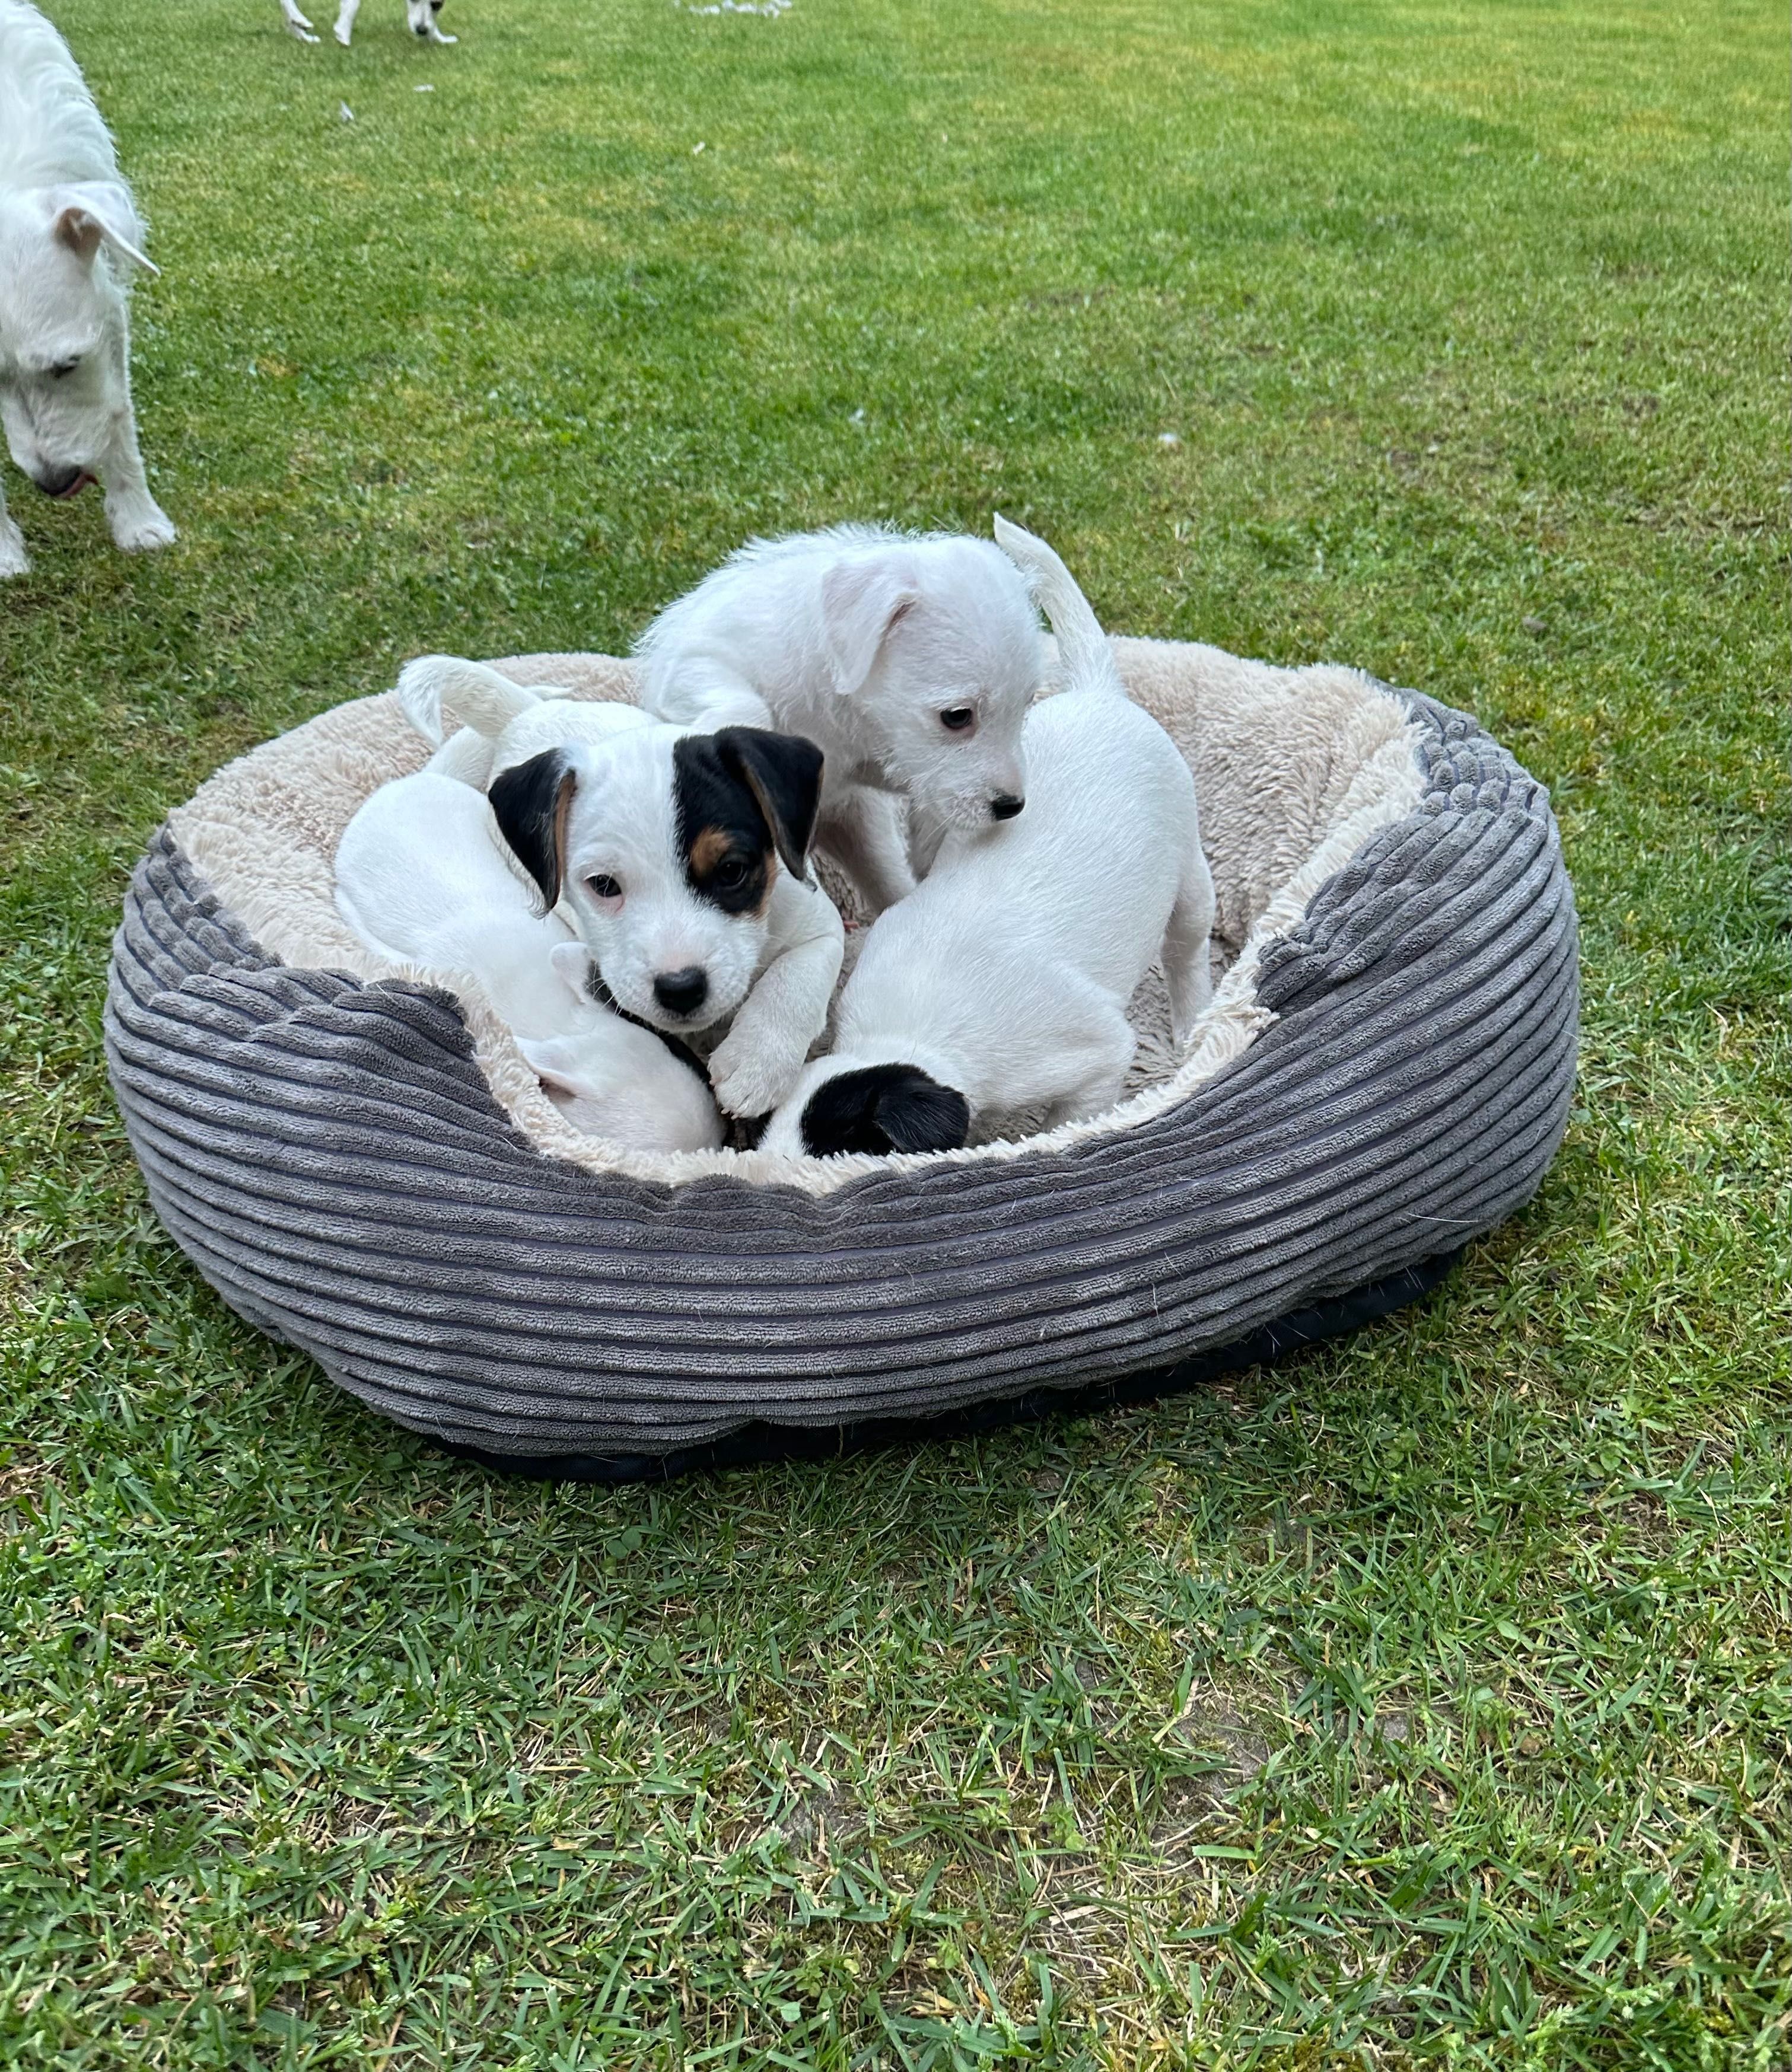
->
[689,826,733,875]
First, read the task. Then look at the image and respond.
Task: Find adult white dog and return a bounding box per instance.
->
[762,518,1215,1158]
[0,0,173,577]
[635,524,1045,914]
[279,0,456,46]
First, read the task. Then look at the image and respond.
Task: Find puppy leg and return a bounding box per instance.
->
[907,798,948,882]
[1041,1015,1137,1129]
[0,479,28,579]
[1162,844,1217,1046]
[280,0,320,39]
[425,7,458,43]
[100,352,176,554]
[817,785,915,917]
[333,0,360,44]
[706,873,845,1116]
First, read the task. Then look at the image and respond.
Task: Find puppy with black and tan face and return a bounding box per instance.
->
[489,722,844,1120]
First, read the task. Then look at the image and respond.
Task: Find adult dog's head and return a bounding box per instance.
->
[0,183,151,498]
[489,723,825,1037]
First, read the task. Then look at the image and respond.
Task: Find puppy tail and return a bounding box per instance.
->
[991,515,1124,698]
[396,655,543,746]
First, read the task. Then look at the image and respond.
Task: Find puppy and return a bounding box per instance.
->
[399,653,844,1119]
[335,763,722,1154]
[281,0,454,46]
[0,1,174,578]
[762,517,1215,1159]
[635,524,1045,914]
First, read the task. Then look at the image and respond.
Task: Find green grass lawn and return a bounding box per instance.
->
[2,0,1787,2063]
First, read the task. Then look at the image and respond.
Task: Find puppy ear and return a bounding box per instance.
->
[548,938,594,1006]
[51,183,157,276]
[820,556,918,695]
[800,1064,969,1157]
[716,727,825,879]
[488,748,575,911]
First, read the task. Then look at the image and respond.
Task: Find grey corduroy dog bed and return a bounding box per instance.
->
[105,642,1577,1480]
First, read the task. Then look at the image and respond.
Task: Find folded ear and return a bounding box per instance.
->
[488,748,576,911]
[799,1063,969,1157]
[517,1033,590,1101]
[819,555,918,695]
[548,937,594,1006]
[51,183,157,275]
[717,727,825,879]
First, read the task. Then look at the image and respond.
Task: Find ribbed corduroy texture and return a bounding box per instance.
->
[105,687,1577,1464]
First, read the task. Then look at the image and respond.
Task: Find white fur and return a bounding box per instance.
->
[281,0,455,45]
[762,518,1216,1155]
[396,654,845,1117]
[0,1,173,576]
[334,764,722,1154]
[397,652,651,788]
[636,524,1045,913]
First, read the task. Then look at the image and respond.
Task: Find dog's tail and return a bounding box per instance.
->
[396,655,544,746]
[992,515,1124,698]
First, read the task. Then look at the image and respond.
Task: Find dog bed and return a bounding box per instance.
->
[105,643,1577,1479]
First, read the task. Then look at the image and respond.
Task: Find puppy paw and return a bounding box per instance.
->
[708,1030,803,1120]
[109,501,177,553]
[0,520,30,579]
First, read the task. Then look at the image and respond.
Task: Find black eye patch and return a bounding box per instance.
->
[671,737,775,914]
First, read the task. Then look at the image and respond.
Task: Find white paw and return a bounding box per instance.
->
[287,20,320,39]
[0,521,30,579]
[431,28,459,42]
[334,24,352,44]
[708,1028,804,1119]
[109,502,177,553]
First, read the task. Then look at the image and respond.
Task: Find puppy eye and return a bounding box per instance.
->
[587,873,622,900]
[712,856,750,890]
[49,358,79,379]
[940,706,976,732]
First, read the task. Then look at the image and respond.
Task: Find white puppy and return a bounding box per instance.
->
[335,763,722,1154]
[635,524,1045,914]
[0,1,174,577]
[762,517,1215,1159]
[280,0,455,46]
[399,654,845,1119]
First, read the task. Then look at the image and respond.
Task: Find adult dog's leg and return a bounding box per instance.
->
[333,0,361,46]
[280,0,320,40]
[0,476,29,579]
[100,338,175,554]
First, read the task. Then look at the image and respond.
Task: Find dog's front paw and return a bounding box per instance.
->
[708,1028,803,1120]
[109,501,177,553]
[0,519,30,579]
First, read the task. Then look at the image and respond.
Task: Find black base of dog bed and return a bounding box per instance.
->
[436,1246,1464,1484]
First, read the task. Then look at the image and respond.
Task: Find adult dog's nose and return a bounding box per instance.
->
[989,793,1026,821]
[652,966,709,1018]
[33,464,87,499]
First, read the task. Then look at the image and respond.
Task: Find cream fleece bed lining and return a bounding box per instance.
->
[166,639,1425,1196]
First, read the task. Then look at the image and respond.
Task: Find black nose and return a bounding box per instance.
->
[34,464,84,499]
[652,966,709,1017]
[990,794,1025,821]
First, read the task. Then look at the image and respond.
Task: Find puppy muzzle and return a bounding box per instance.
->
[989,793,1025,821]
